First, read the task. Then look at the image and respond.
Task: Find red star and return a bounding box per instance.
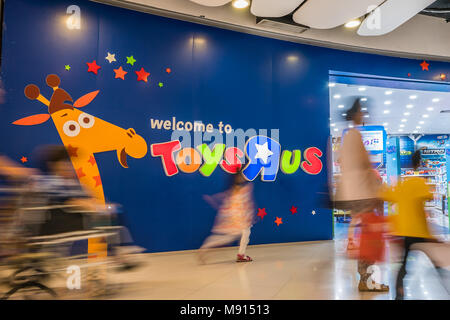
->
[257,208,267,220]
[113,66,127,80]
[76,167,86,179]
[135,67,150,82]
[88,155,96,166]
[20,156,28,163]
[87,60,101,75]
[275,217,283,227]
[66,145,78,157]
[166,68,171,74]
[290,206,298,215]
[93,175,102,187]
[420,60,429,71]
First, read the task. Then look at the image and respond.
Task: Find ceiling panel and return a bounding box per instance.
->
[292,0,384,29]
[251,0,305,18]
[358,0,436,36]
[189,0,231,7]
[329,83,450,137]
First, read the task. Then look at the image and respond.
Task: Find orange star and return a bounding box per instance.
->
[275,217,283,226]
[20,156,28,163]
[113,66,127,80]
[420,60,429,71]
[87,60,101,75]
[88,155,96,166]
[135,67,150,82]
[290,206,297,214]
[257,208,267,220]
[166,68,171,74]
[76,167,86,179]
[93,175,102,187]
[66,145,78,157]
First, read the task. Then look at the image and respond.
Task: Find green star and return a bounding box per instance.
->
[158,82,163,88]
[65,65,71,71]
[126,56,136,66]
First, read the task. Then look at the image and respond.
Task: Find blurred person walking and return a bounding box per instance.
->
[198,168,255,263]
[381,150,439,299]
[334,98,389,292]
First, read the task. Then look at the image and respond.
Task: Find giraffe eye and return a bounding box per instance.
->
[63,120,80,137]
[78,113,95,128]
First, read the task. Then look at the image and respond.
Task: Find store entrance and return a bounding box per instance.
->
[328,72,450,241]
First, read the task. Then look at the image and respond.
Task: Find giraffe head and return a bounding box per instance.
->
[15,74,148,168]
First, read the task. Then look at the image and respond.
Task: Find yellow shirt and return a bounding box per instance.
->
[380,177,433,239]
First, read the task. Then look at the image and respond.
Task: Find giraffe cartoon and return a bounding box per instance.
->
[14,74,148,204]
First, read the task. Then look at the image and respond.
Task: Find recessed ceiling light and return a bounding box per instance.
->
[406,104,414,109]
[422,114,429,118]
[331,123,336,127]
[401,119,407,122]
[419,121,424,124]
[432,98,440,102]
[427,107,434,111]
[361,107,367,111]
[338,104,344,108]
[232,0,250,9]
[361,98,367,102]
[385,90,393,95]
[345,19,361,28]
[328,82,336,87]
[364,115,369,118]
[413,130,418,133]
[348,124,354,128]
[383,110,390,114]
[358,87,366,91]
[416,126,421,129]
[334,128,338,132]
[384,101,391,105]
[404,112,410,116]
[399,124,405,127]
[383,122,388,126]
[333,94,341,99]
[410,95,417,99]
[398,129,403,132]
[342,113,347,116]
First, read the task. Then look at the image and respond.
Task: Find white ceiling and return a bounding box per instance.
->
[329,83,450,137]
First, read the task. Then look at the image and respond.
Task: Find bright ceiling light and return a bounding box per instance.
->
[364,115,369,118]
[413,130,418,133]
[427,107,434,111]
[328,82,336,87]
[383,110,390,114]
[331,123,336,127]
[361,98,367,102]
[401,119,407,122]
[334,128,338,132]
[358,87,366,91]
[399,124,405,128]
[406,104,414,109]
[398,129,403,132]
[432,98,440,102]
[383,122,388,126]
[232,0,250,9]
[385,90,393,95]
[416,126,421,129]
[384,101,391,105]
[422,114,429,118]
[404,112,410,116]
[349,124,354,128]
[342,113,347,116]
[419,121,424,124]
[361,107,367,111]
[333,94,341,99]
[345,19,361,28]
[410,95,417,99]
[338,104,344,109]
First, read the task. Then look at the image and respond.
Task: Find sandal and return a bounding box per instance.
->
[236,254,253,262]
[358,280,390,292]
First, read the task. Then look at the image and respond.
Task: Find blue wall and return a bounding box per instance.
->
[1,0,450,252]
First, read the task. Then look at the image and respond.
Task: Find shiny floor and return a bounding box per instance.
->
[87,237,449,300]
